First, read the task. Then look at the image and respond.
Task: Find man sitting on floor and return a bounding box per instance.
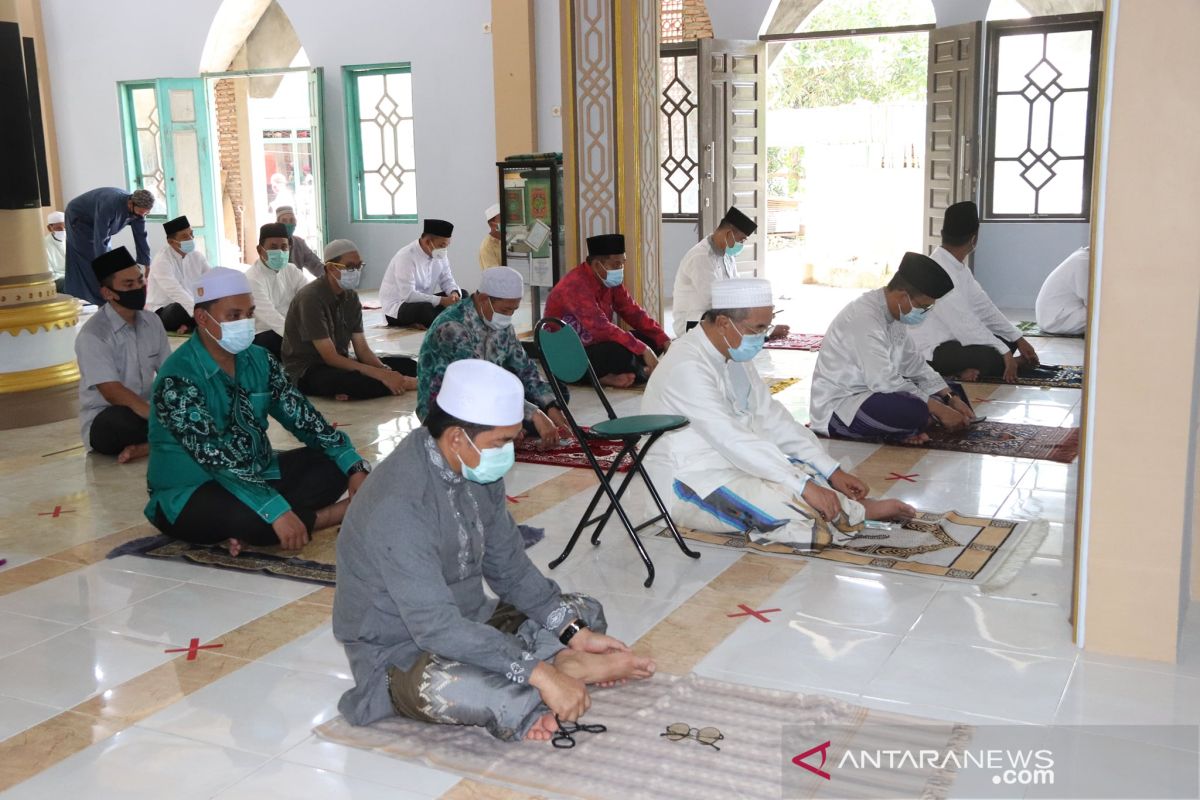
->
[381,218,462,328]
[811,252,976,444]
[74,247,168,463]
[1035,246,1089,336]
[334,359,655,741]
[543,233,670,387]
[146,215,212,334]
[275,205,324,278]
[246,222,308,357]
[44,210,66,293]
[479,202,503,270]
[642,278,913,549]
[908,201,1040,382]
[417,266,568,447]
[283,239,417,400]
[145,267,370,556]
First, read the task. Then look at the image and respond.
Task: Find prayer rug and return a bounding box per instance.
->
[763,331,824,351]
[971,364,1083,389]
[662,511,1047,590]
[315,672,969,800]
[825,420,1080,463]
[1015,320,1084,339]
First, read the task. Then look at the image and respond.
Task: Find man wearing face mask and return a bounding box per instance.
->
[642,278,913,548]
[479,203,503,270]
[246,222,309,357]
[543,233,670,387]
[44,210,67,293]
[275,205,324,278]
[416,267,567,448]
[909,201,1040,383]
[63,187,155,305]
[380,218,462,328]
[146,215,212,334]
[811,252,976,444]
[145,267,369,556]
[73,247,168,463]
[282,239,418,400]
[334,359,655,741]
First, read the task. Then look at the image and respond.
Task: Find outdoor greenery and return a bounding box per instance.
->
[768,146,806,198]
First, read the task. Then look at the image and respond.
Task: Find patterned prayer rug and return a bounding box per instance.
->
[972,363,1083,389]
[1016,319,1084,339]
[825,420,1080,462]
[315,672,969,800]
[763,331,824,351]
[662,511,1047,589]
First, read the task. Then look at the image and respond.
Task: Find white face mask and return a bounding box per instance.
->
[485,297,513,331]
[51,230,65,243]
[431,247,449,260]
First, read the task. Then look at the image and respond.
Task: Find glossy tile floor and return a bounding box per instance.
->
[1,296,1196,799]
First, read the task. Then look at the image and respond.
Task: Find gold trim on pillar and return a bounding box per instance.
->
[0,298,81,335]
[0,360,80,394]
[0,279,60,308]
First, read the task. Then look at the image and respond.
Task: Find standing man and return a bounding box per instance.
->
[380,218,461,328]
[275,205,324,278]
[44,210,66,293]
[74,247,168,463]
[246,222,308,357]
[479,203,503,269]
[146,215,212,333]
[543,233,670,387]
[63,187,155,305]
[145,267,369,556]
[1035,246,1089,336]
[283,239,417,400]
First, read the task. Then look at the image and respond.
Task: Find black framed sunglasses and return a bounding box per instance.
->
[660,722,724,751]
[552,716,607,749]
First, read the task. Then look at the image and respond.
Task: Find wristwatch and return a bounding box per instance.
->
[347,459,372,476]
[559,618,587,646]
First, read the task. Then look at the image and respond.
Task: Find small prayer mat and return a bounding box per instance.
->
[763,331,824,351]
[971,364,1083,389]
[515,429,632,473]
[826,420,1080,463]
[1015,320,1084,339]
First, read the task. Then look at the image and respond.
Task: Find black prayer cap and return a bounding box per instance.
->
[259,222,289,244]
[423,218,454,238]
[941,201,980,239]
[586,233,625,257]
[92,247,136,281]
[163,215,190,237]
[897,251,954,299]
[722,206,757,236]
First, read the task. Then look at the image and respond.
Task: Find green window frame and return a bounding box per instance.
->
[117,80,169,221]
[343,62,419,222]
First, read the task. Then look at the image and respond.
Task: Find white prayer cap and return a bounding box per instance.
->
[485,203,501,223]
[711,278,773,310]
[274,205,294,216]
[478,266,523,299]
[193,266,251,303]
[438,359,524,426]
[324,239,359,261]
[47,211,64,225]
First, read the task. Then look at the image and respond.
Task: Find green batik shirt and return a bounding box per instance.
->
[144,332,364,525]
[416,296,557,421]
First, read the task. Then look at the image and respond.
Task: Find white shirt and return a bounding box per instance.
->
[245,259,309,335]
[380,240,460,318]
[641,326,842,501]
[671,237,738,338]
[44,233,66,280]
[907,246,1023,359]
[1035,247,1089,335]
[146,245,212,314]
[810,289,948,434]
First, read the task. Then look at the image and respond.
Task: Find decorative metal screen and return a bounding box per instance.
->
[126,85,167,214]
[984,15,1101,219]
[345,64,418,220]
[661,0,684,42]
[660,46,699,218]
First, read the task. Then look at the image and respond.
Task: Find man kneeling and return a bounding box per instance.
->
[334,359,655,741]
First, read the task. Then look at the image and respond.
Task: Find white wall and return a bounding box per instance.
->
[975,222,1089,310]
[534,0,563,153]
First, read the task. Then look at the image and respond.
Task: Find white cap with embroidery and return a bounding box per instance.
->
[711,277,773,309]
[438,359,524,426]
[193,266,252,303]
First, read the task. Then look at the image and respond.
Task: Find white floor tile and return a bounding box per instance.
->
[258,625,353,680]
[550,535,741,604]
[103,555,320,601]
[581,591,678,644]
[1015,460,1080,493]
[999,489,1074,525]
[881,480,1015,518]
[1030,727,1200,799]
[212,760,430,800]
[1055,660,1200,749]
[0,611,74,659]
[768,564,941,635]
[977,401,1074,427]
[974,554,1075,607]
[502,463,570,497]
[907,591,1075,656]
[0,565,181,625]
[906,451,1032,488]
[280,736,461,797]
[0,695,61,741]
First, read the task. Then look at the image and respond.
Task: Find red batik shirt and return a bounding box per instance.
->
[544,263,670,355]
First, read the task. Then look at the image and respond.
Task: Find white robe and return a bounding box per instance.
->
[671,237,738,338]
[1035,247,1089,335]
[146,246,212,315]
[245,259,309,336]
[44,233,66,280]
[810,289,948,434]
[380,240,460,319]
[907,246,1023,359]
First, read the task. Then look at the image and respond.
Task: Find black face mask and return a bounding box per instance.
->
[112,287,147,311]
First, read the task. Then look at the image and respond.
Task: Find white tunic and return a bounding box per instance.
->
[671,237,738,338]
[810,289,948,434]
[245,259,309,336]
[1035,247,1089,335]
[907,246,1023,359]
[641,326,842,501]
[380,240,461,319]
[146,245,212,315]
[44,233,66,280]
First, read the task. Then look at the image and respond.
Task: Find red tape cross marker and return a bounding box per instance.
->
[726,604,781,623]
[506,494,529,504]
[37,505,75,518]
[886,472,919,482]
[330,422,352,428]
[164,637,224,661]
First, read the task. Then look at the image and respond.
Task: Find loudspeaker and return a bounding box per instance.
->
[23,37,50,208]
[0,21,41,210]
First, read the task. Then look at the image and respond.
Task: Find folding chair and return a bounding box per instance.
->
[534,318,700,587]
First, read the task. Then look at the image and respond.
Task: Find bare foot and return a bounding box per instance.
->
[862,498,916,522]
[223,538,243,557]
[176,325,189,334]
[401,376,417,391]
[117,443,149,463]
[554,649,656,685]
[599,373,636,389]
[313,498,350,530]
[901,432,930,445]
[335,394,350,402]
[959,368,981,381]
[524,712,558,742]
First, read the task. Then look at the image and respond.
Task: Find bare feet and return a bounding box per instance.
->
[334,394,350,402]
[554,649,656,685]
[117,443,150,463]
[313,498,350,530]
[525,711,558,742]
[599,373,637,389]
[901,432,930,445]
[959,368,981,381]
[222,538,243,557]
[861,498,916,522]
[401,375,418,391]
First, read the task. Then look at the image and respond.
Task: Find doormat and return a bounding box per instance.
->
[1015,320,1084,339]
[971,364,1083,389]
[763,332,824,351]
[825,421,1080,463]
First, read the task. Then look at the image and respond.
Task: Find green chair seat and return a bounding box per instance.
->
[591,414,688,439]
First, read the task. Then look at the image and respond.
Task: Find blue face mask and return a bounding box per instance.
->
[337,267,362,291]
[897,296,929,326]
[723,323,767,362]
[461,433,515,484]
[205,316,256,355]
[726,242,744,257]
[603,268,624,288]
[179,239,196,255]
[265,249,288,271]
[283,223,297,237]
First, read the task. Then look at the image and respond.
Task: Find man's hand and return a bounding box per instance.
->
[659,339,671,353]
[439,295,456,307]
[769,324,791,341]
[1015,337,1040,366]
[828,468,868,501]
[929,398,969,431]
[377,369,413,395]
[531,410,561,451]
[947,394,975,419]
[347,470,368,499]
[546,406,569,430]
[641,348,659,375]
[272,510,309,550]
[801,481,842,522]
[569,628,630,654]
[1002,353,1020,384]
[530,662,590,722]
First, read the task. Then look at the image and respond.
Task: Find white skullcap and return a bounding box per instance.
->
[324,239,359,261]
[711,277,773,310]
[485,203,501,222]
[478,266,523,299]
[438,359,524,426]
[48,211,64,225]
[193,266,252,303]
[275,205,294,216]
